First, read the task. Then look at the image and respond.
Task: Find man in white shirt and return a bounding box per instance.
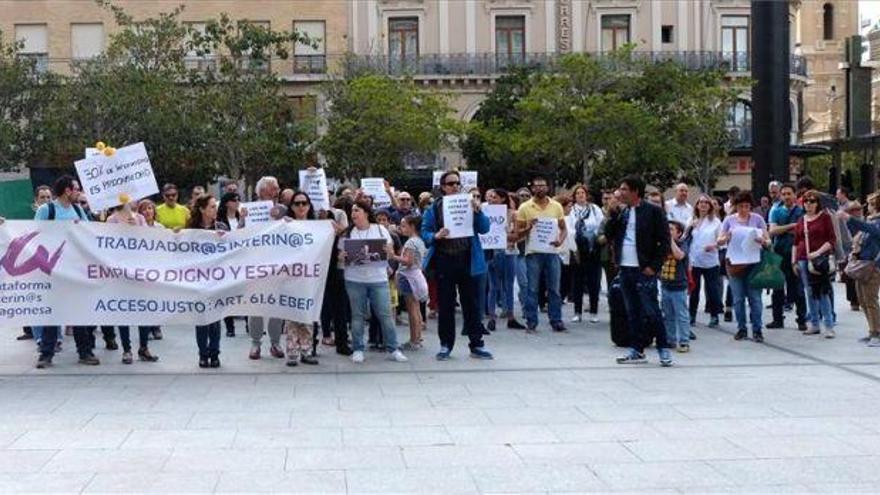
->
[665,183,693,225]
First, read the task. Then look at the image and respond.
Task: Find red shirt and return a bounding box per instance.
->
[793,211,836,261]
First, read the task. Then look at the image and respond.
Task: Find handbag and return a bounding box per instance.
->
[726,259,749,278]
[804,214,836,276]
[844,233,878,281]
[748,249,785,290]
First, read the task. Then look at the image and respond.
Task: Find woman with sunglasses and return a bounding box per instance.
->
[793,190,837,338]
[687,194,723,328]
[717,191,770,342]
[283,192,323,366]
[187,195,228,368]
[219,192,247,337]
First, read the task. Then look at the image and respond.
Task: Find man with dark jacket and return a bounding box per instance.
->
[604,175,672,366]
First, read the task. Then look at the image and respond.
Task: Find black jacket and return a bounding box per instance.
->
[605,200,670,273]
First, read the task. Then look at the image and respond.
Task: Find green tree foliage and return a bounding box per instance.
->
[463,50,742,193]
[1,1,317,190]
[318,72,459,181]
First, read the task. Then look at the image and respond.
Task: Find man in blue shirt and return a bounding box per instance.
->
[32,176,101,368]
[767,183,807,330]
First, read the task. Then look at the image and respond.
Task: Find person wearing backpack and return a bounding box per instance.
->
[767,184,807,331]
[568,184,605,324]
[32,175,100,369]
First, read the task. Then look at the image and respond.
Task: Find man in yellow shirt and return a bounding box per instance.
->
[155,183,191,229]
[515,174,567,333]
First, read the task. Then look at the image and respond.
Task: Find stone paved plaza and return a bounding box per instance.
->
[0,284,879,494]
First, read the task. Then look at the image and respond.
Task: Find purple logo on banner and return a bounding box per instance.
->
[0,232,65,277]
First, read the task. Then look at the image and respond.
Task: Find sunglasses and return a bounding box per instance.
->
[293,201,309,206]
[443,181,461,187]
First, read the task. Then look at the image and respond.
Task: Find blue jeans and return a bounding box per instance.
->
[345,280,399,352]
[728,267,763,333]
[797,260,834,329]
[689,266,723,321]
[487,253,516,316]
[662,288,690,345]
[524,253,562,326]
[618,267,669,352]
[195,322,221,358]
[516,254,528,308]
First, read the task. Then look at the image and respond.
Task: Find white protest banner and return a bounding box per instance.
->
[433,171,478,191]
[298,168,330,211]
[74,142,159,211]
[0,220,333,326]
[240,200,274,224]
[361,178,392,208]
[727,226,762,265]
[478,204,507,250]
[442,193,474,239]
[528,217,560,254]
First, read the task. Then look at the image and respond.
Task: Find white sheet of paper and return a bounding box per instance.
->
[529,217,559,254]
[74,142,159,211]
[298,169,330,211]
[433,171,478,191]
[442,194,474,239]
[240,200,274,224]
[478,204,507,250]
[727,226,762,264]
[361,178,392,208]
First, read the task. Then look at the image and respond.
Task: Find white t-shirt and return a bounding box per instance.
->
[688,217,722,269]
[339,224,393,284]
[621,208,639,267]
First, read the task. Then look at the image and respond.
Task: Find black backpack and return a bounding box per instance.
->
[47,202,87,221]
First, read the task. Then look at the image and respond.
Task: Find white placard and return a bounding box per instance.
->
[0,220,334,326]
[85,148,101,158]
[442,193,474,239]
[479,204,507,250]
[528,217,560,254]
[361,178,392,208]
[240,201,274,224]
[727,226,762,265]
[298,169,330,211]
[433,171,478,191]
[74,142,159,211]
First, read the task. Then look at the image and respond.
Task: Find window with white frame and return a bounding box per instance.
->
[294,21,326,74]
[71,23,104,60]
[237,20,271,72]
[388,17,419,64]
[14,24,49,72]
[184,22,216,71]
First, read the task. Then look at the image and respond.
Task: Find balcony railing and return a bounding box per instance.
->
[294,55,327,74]
[344,51,808,78]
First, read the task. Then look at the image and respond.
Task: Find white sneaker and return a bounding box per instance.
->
[351,350,365,363]
[389,349,408,362]
[571,315,581,323]
[868,337,880,347]
[589,315,600,323]
[824,328,836,339]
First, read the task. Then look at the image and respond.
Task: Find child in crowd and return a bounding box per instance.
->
[395,215,429,350]
[661,220,692,354]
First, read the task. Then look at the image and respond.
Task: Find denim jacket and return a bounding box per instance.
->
[420,199,491,276]
[847,216,880,267]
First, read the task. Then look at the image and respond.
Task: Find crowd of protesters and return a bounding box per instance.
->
[2,169,876,370]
